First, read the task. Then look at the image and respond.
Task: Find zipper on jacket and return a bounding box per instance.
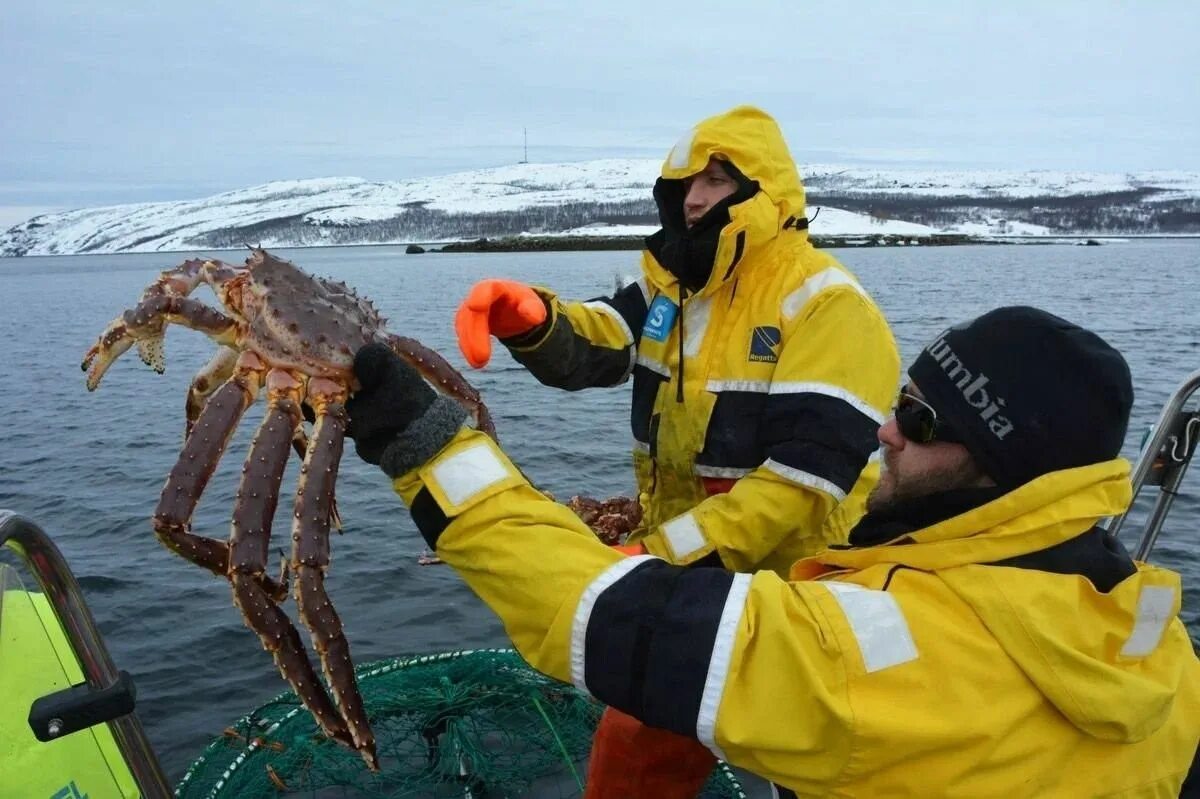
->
[676,285,686,402]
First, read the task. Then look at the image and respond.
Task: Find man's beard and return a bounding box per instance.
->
[867,448,989,514]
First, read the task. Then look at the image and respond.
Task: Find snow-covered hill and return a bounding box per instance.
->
[3,160,1198,256]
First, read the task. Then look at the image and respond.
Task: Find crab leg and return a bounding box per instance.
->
[228,369,354,751]
[293,377,377,770]
[83,295,239,391]
[185,346,240,438]
[153,353,288,602]
[385,333,496,439]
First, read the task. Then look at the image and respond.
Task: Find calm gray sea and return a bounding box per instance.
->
[1,241,1197,780]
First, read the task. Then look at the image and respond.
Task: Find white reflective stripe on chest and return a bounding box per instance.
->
[1120,585,1177,657]
[707,379,770,393]
[682,295,713,358]
[429,443,510,505]
[822,581,918,673]
[782,268,865,320]
[662,512,707,559]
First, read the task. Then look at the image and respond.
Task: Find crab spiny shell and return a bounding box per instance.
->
[238,250,383,378]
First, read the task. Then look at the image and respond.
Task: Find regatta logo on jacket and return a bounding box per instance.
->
[642,296,678,343]
[926,335,1015,439]
[749,326,781,363]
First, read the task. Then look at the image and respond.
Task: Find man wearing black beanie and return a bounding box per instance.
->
[346,306,1199,796]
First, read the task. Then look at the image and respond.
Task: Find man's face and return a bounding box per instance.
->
[867,382,991,513]
[683,158,739,227]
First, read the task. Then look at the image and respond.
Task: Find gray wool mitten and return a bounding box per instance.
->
[346,343,468,478]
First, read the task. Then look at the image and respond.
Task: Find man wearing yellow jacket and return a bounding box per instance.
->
[455,105,899,574]
[345,306,1199,797]
[454,106,900,794]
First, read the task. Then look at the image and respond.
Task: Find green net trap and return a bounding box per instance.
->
[174,648,746,798]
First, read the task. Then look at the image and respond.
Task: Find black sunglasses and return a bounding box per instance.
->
[894,388,963,444]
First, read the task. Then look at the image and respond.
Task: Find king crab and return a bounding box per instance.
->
[82,249,493,769]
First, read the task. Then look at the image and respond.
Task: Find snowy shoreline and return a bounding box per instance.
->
[4,159,1197,257]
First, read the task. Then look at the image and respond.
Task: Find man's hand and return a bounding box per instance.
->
[455,279,548,368]
[347,343,467,477]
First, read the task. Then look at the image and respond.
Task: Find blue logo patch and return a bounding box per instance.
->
[641,296,678,343]
[50,782,88,799]
[748,326,781,363]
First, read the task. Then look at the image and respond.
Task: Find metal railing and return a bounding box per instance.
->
[1105,369,1200,561]
[0,510,173,799]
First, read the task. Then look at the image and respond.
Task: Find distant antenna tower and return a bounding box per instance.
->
[520,128,528,164]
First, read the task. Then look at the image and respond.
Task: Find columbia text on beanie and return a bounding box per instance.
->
[906,306,1133,489]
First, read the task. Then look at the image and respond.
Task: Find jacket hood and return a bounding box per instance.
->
[643,106,809,296]
[792,459,1191,743]
[660,105,807,223]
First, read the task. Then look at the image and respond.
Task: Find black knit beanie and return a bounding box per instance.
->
[907,306,1133,489]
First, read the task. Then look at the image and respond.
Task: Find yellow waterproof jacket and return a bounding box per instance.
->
[393,429,1200,797]
[506,106,900,574]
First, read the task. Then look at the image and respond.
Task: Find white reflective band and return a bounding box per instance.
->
[768,381,885,425]
[764,459,848,501]
[582,300,636,347]
[429,443,510,506]
[694,464,753,479]
[682,296,712,358]
[782,268,865,320]
[706,379,770,394]
[632,439,650,453]
[668,128,697,169]
[696,572,751,759]
[662,512,707,559]
[570,554,659,693]
[1120,585,1176,657]
[823,581,918,673]
[636,353,671,378]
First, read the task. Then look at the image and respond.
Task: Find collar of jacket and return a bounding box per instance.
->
[789,458,1133,580]
[642,190,790,300]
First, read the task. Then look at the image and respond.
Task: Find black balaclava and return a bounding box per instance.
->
[645,160,759,293]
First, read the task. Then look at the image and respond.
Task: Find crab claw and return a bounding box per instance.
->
[137,336,167,374]
[82,318,135,391]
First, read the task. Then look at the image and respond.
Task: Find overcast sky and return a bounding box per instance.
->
[2,1,1197,225]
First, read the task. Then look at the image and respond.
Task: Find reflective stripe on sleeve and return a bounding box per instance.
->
[573,558,741,740]
[636,353,672,378]
[823,581,918,673]
[764,459,848,502]
[583,300,637,347]
[569,554,659,694]
[694,464,753,479]
[662,512,707,559]
[1120,585,1177,657]
[768,381,886,425]
[696,573,752,758]
[429,442,511,506]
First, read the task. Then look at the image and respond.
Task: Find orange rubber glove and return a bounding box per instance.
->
[610,542,647,557]
[455,279,548,368]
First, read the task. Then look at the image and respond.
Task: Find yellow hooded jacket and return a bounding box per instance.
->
[394,429,1200,797]
[505,106,900,574]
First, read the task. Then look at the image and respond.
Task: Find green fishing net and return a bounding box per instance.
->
[175,648,746,798]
